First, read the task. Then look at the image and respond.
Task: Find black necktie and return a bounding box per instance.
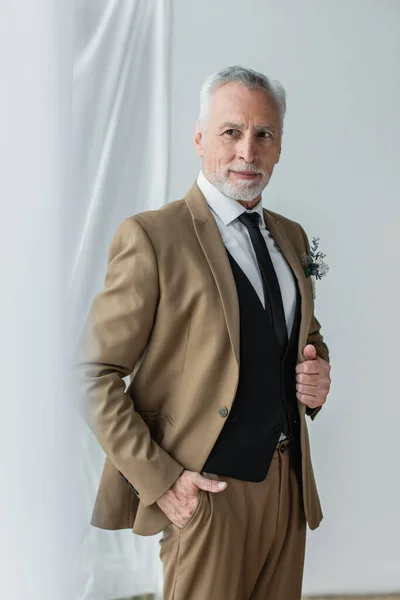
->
[238,212,288,351]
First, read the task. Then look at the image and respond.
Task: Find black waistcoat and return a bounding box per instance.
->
[202,248,302,481]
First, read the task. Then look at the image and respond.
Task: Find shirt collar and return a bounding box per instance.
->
[197,171,266,228]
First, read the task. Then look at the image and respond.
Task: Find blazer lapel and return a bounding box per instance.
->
[263,209,313,364]
[185,182,240,368]
[184,181,312,371]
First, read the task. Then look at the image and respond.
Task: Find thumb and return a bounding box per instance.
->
[193,473,227,494]
[303,344,317,361]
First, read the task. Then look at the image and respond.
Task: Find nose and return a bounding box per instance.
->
[237,134,257,163]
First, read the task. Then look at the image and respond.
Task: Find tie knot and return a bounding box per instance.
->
[238,212,260,229]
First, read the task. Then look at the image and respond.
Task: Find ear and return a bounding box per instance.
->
[194,121,204,158]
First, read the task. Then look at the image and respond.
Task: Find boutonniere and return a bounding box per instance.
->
[301,237,329,299]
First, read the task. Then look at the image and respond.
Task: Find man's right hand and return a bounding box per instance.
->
[156,469,227,528]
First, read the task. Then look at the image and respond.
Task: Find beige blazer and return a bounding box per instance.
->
[73,181,330,536]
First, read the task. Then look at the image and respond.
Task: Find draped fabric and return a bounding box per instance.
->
[71,1,170,597]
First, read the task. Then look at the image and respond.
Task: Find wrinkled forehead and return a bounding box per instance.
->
[208,83,281,129]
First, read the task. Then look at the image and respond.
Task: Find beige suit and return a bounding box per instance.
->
[73,181,329,538]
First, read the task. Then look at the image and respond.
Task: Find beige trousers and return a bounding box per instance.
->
[159,439,307,600]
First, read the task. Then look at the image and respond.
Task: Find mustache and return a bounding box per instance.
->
[228,165,264,175]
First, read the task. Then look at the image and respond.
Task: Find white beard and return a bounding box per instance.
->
[205,166,270,202]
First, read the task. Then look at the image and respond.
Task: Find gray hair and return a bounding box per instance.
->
[198,65,286,131]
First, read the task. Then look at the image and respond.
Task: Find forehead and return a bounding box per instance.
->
[209,82,280,127]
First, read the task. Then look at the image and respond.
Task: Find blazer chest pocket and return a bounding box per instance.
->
[137,410,171,445]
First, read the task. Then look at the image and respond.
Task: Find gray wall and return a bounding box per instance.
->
[169,0,400,595]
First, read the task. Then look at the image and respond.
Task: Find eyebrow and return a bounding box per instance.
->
[219,121,278,133]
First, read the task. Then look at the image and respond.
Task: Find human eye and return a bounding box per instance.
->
[257,130,272,139]
[223,129,240,138]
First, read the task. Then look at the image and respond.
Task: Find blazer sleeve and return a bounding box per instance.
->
[72,217,184,507]
[299,224,331,421]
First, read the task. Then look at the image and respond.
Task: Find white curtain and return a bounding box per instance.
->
[70,1,170,598]
[0,1,77,599]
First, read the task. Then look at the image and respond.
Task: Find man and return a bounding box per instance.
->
[73,65,331,600]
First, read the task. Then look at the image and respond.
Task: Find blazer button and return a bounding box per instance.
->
[219,407,229,418]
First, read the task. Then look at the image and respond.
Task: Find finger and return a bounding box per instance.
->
[296,372,319,384]
[296,361,320,375]
[296,391,318,404]
[296,392,324,408]
[319,382,331,393]
[296,383,317,396]
[303,344,317,361]
[297,373,331,394]
[193,473,227,493]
